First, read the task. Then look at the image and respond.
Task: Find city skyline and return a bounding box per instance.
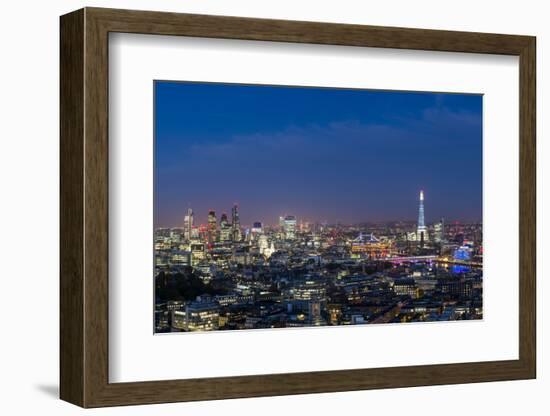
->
[154,82,483,333]
[154,82,482,228]
[156,189,470,230]
[154,185,482,333]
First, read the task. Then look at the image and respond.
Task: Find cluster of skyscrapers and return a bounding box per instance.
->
[154,191,483,333]
[181,204,298,247]
[185,204,243,245]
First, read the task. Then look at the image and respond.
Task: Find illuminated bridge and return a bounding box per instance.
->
[376,255,482,269]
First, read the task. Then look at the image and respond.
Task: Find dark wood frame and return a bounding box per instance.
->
[60,7,536,408]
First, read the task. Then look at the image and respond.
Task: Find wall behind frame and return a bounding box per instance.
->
[0,0,545,415]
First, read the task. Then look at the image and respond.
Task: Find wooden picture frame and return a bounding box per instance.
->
[60,7,536,408]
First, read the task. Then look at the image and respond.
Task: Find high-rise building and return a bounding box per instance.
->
[184,208,194,240]
[284,215,297,240]
[219,213,232,242]
[190,243,205,266]
[416,190,428,245]
[250,221,263,241]
[232,204,242,242]
[207,210,217,244]
[251,222,263,234]
[434,217,445,243]
[171,297,220,332]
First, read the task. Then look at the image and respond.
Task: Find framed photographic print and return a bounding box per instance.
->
[60,7,536,408]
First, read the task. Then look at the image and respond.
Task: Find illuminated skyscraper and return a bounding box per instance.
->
[232,204,242,242]
[219,213,231,242]
[416,190,428,245]
[251,222,263,234]
[284,215,297,240]
[250,221,263,242]
[207,210,217,243]
[434,217,445,243]
[184,208,194,240]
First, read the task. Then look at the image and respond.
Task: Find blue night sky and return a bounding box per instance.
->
[154,81,482,228]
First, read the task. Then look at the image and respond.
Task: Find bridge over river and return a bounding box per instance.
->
[376,255,482,269]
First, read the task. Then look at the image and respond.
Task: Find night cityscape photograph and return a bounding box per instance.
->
[154,81,483,333]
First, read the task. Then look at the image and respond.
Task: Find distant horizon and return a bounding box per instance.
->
[155,219,482,230]
[155,82,482,228]
[154,199,483,229]
[155,205,482,229]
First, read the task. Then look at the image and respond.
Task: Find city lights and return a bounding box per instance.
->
[153,82,483,333]
[154,193,483,333]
